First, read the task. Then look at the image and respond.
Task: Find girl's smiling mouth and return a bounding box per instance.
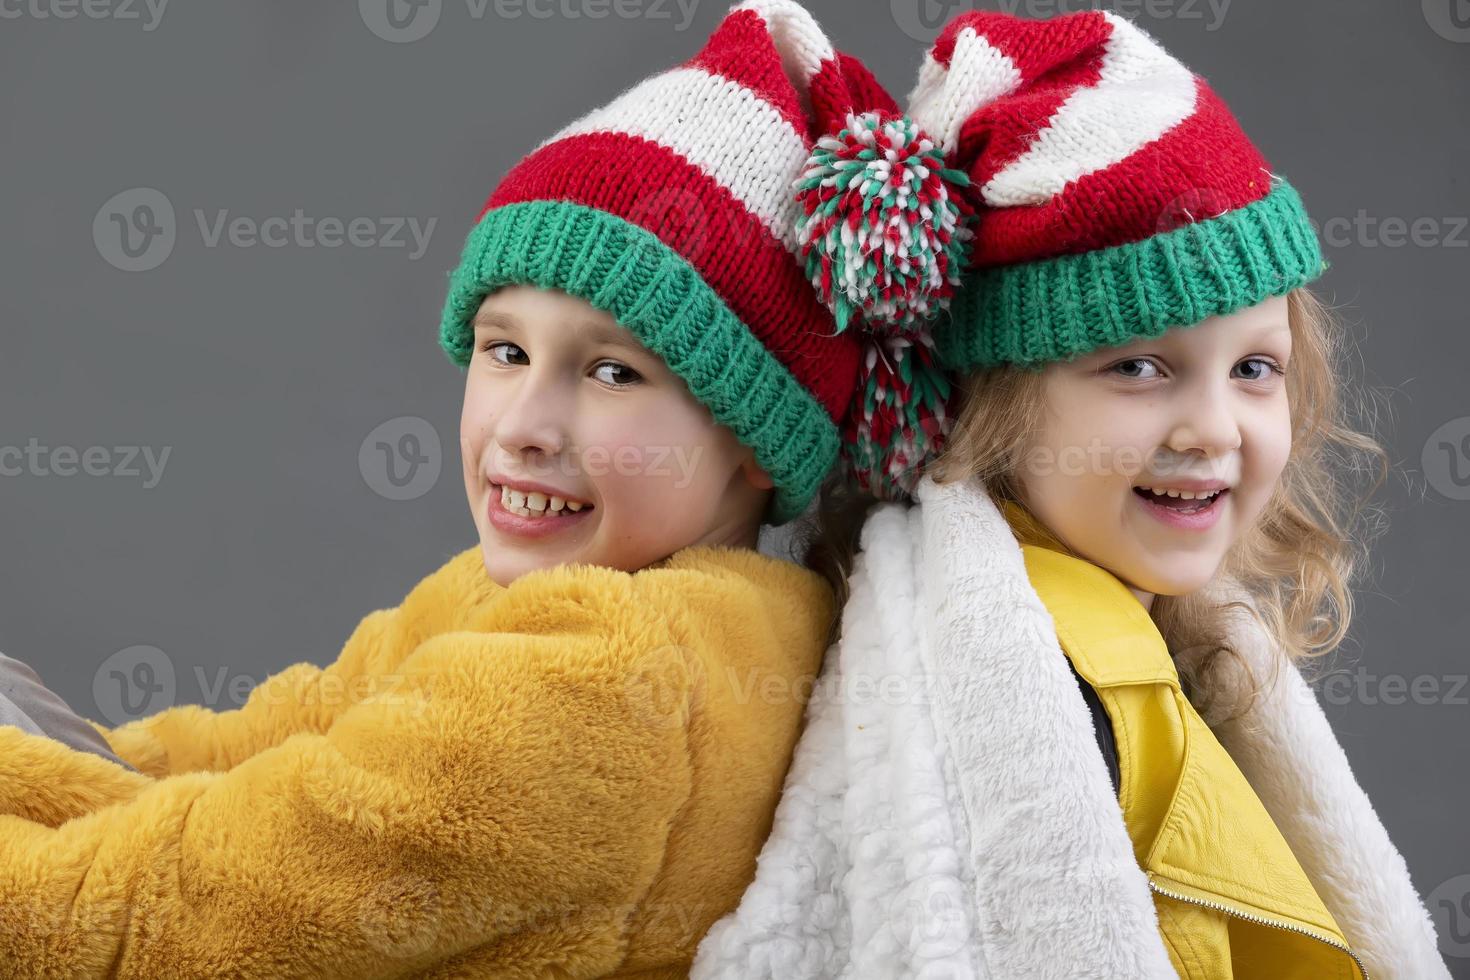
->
[1131,484,1231,530]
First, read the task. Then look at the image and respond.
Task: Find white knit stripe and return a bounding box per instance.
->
[980,11,1198,208]
[730,0,833,85]
[541,66,810,253]
[908,30,1024,155]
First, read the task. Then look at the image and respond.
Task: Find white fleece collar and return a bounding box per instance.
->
[691,476,1448,979]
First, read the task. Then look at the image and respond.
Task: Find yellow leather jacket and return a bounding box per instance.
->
[1004,499,1368,979]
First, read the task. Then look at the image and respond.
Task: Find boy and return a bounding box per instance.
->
[0,2,909,975]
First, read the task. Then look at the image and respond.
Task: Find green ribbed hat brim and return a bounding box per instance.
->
[937,180,1328,372]
[439,200,838,524]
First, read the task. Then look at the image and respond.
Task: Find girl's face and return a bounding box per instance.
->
[1014,295,1293,607]
[461,285,773,587]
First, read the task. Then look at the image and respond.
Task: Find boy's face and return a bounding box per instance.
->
[1013,294,1294,607]
[461,285,774,587]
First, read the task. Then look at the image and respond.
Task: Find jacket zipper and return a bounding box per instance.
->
[1147,874,1369,980]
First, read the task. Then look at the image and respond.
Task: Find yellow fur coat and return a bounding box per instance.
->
[0,544,833,978]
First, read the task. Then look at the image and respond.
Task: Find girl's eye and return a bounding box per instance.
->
[592,361,642,387]
[1109,357,1161,380]
[1233,357,1285,382]
[479,340,528,366]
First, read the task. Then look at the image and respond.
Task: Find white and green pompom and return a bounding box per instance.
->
[793,111,972,333]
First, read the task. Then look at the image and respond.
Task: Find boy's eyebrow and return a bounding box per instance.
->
[573,319,653,357]
[471,309,653,357]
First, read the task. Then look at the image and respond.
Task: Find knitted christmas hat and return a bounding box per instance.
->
[905,10,1327,372]
[440,0,962,515]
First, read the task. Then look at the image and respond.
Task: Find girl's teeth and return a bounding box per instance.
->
[549,496,564,511]
[1139,486,1219,500]
[526,491,547,511]
[1135,485,1224,512]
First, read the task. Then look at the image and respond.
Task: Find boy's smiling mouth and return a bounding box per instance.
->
[494,481,592,517]
[486,478,596,537]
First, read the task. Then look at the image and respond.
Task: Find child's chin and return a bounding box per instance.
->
[478,541,568,588]
[1130,558,1222,601]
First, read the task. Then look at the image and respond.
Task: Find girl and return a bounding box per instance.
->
[0,3,912,975]
[694,10,1450,980]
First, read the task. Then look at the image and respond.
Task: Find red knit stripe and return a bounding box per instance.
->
[969,79,1272,266]
[484,131,860,422]
[932,9,1111,75]
[956,42,1106,190]
[807,55,853,139]
[806,53,905,147]
[834,51,901,119]
[687,7,811,142]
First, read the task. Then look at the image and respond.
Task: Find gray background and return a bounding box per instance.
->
[2,0,1467,967]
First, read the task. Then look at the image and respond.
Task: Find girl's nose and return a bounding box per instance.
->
[1162,381,1242,460]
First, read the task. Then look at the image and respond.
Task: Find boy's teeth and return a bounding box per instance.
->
[498,484,586,517]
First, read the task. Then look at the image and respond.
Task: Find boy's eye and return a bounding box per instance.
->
[592,361,642,387]
[1233,357,1285,382]
[480,340,528,366]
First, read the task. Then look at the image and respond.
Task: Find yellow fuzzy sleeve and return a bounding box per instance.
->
[91,608,400,778]
[0,726,153,825]
[0,564,698,978]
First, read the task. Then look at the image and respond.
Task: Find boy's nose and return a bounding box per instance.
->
[493,375,570,460]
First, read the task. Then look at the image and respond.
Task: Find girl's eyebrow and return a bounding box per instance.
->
[1252,322,1292,341]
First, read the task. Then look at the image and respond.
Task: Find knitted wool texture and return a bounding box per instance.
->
[905,10,1327,371]
[439,0,906,521]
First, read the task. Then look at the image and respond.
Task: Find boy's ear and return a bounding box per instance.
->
[741,452,775,491]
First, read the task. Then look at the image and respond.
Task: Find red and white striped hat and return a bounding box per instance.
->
[907,10,1326,371]
[440,0,962,514]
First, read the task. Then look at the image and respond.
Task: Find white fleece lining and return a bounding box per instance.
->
[692,476,1449,979]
